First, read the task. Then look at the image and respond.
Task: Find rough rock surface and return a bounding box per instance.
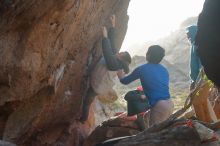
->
[114,126,201,146]
[83,116,140,146]
[0,0,130,145]
[0,140,17,146]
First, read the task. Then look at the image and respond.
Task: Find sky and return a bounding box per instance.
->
[121,0,205,53]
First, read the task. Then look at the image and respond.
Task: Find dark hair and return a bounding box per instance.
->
[120,51,131,74]
[120,51,131,64]
[146,45,165,64]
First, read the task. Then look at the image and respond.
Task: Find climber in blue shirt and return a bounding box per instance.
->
[118,45,174,127]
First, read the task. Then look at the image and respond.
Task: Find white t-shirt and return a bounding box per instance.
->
[91,58,118,98]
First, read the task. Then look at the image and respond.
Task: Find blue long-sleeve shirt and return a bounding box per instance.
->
[120,63,170,107]
[187,25,202,82]
[190,44,202,82]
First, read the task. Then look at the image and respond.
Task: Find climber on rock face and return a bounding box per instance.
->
[186,25,202,90]
[79,15,131,122]
[118,45,174,127]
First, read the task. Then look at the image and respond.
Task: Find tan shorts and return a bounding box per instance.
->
[149,99,174,127]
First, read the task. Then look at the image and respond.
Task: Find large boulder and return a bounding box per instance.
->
[0,0,130,145]
[83,116,140,146]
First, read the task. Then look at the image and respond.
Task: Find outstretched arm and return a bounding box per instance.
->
[102,27,121,71]
[108,27,116,54]
[119,67,140,85]
[108,15,117,54]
